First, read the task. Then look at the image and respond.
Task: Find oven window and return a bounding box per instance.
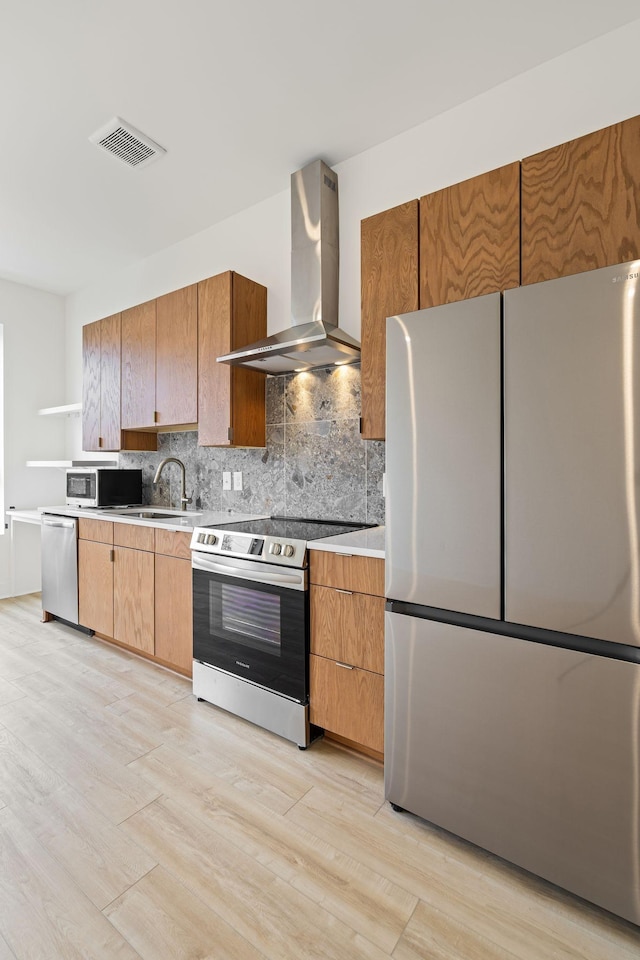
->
[212,582,282,655]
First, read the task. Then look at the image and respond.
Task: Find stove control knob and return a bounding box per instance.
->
[206,534,218,545]
[197,533,206,543]
[283,544,295,558]
[270,542,282,556]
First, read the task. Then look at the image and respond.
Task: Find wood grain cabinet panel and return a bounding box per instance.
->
[310,655,384,754]
[420,162,520,308]
[82,319,101,451]
[78,539,114,637]
[78,518,113,544]
[310,551,385,597]
[82,313,125,452]
[361,201,419,440]
[154,529,192,560]
[198,271,267,447]
[113,523,155,552]
[154,554,193,675]
[113,547,154,655]
[155,284,198,428]
[522,115,640,285]
[311,584,385,674]
[121,299,156,430]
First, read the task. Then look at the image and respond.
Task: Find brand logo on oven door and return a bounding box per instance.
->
[235,660,251,669]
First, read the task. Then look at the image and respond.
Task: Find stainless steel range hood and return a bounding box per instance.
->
[216,159,360,375]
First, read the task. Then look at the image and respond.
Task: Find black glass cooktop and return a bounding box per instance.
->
[206,516,373,542]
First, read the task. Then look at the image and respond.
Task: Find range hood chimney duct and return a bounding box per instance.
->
[216,159,361,375]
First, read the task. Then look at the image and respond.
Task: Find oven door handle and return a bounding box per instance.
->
[192,554,305,589]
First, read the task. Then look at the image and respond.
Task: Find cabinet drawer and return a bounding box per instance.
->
[311,584,384,673]
[155,528,192,560]
[78,518,113,544]
[310,655,384,754]
[310,551,385,597]
[113,522,155,552]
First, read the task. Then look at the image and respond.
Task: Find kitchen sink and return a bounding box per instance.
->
[108,508,202,521]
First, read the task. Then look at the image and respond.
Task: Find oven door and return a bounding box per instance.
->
[192,551,309,703]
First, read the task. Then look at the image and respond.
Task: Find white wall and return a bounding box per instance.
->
[65,19,640,457]
[0,278,66,596]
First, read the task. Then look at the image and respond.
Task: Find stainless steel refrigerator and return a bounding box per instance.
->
[385,260,640,925]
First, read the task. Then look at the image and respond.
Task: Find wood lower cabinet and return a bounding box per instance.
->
[360,201,419,441]
[78,538,114,637]
[154,529,193,675]
[154,554,193,674]
[309,550,385,758]
[113,546,154,655]
[420,162,520,308]
[77,522,193,676]
[198,271,267,447]
[522,114,640,285]
[310,655,384,754]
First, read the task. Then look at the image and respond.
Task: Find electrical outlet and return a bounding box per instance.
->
[233,471,243,491]
[222,471,231,490]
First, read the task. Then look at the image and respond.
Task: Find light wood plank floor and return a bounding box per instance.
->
[0,593,639,959]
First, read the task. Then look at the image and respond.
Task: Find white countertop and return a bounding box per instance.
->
[5,509,44,524]
[309,525,385,559]
[37,506,269,533]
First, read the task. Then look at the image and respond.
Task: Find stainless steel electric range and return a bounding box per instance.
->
[190,516,372,747]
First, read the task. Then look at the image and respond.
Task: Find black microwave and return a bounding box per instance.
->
[65,468,143,507]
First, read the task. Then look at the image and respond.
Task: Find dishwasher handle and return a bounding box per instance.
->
[42,517,77,529]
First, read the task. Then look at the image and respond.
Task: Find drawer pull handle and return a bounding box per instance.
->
[335,589,353,595]
[337,553,354,558]
[335,661,354,670]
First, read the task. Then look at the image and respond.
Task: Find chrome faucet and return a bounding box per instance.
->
[153,457,192,511]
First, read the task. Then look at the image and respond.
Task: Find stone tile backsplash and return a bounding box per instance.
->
[120,363,385,525]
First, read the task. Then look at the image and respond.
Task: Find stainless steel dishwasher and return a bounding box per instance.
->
[41,514,79,624]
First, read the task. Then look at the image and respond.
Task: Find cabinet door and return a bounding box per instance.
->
[154,554,193,675]
[113,547,154,654]
[522,115,640,285]
[361,201,419,440]
[198,272,266,448]
[78,539,113,636]
[311,584,385,674]
[230,273,267,447]
[309,551,385,596]
[100,312,122,450]
[121,300,156,429]
[310,655,384,754]
[82,320,101,451]
[420,162,520,308]
[198,272,233,446]
[156,284,198,427]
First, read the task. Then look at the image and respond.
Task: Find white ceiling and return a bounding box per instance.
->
[2,0,639,296]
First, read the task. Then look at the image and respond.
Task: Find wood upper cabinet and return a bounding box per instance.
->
[82,313,122,452]
[522,115,640,285]
[156,284,198,427]
[121,299,157,430]
[198,271,267,447]
[360,201,419,441]
[420,162,520,308]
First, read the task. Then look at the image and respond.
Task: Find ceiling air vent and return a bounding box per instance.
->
[89,117,166,169]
